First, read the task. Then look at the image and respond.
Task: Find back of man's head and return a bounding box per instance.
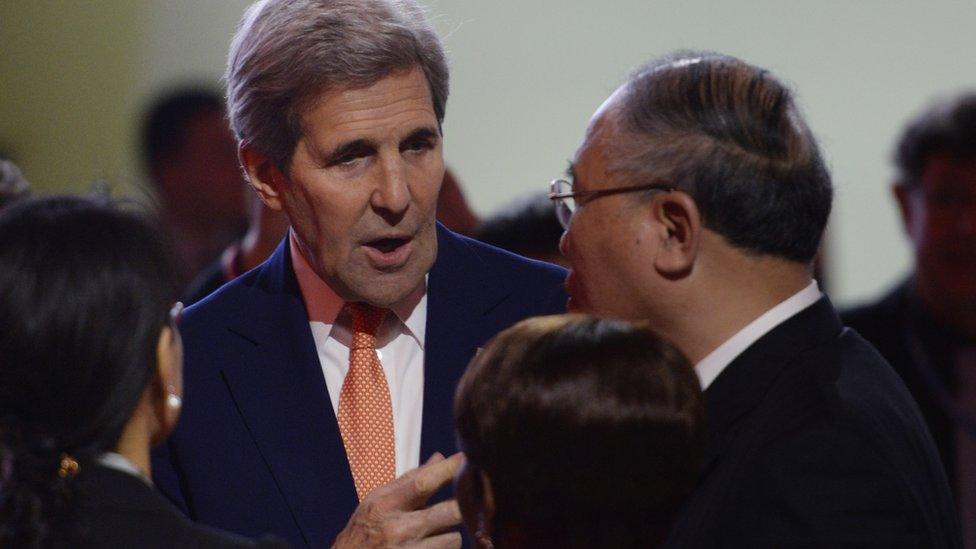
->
[611,51,832,264]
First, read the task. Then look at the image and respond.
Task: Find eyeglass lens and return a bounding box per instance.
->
[553,179,574,229]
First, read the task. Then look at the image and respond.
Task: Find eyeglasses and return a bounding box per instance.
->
[548,179,675,229]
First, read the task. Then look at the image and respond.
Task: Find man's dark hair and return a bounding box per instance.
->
[0,196,178,547]
[475,192,563,259]
[454,315,704,548]
[140,87,224,177]
[894,92,976,186]
[612,51,832,263]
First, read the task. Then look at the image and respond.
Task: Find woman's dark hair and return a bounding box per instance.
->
[454,315,704,548]
[0,195,178,547]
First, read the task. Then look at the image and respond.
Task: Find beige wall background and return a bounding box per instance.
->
[3,1,976,305]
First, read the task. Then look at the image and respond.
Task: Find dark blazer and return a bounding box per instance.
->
[665,297,960,548]
[843,279,964,499]
[151,225,567,548]
[65,463,286,548]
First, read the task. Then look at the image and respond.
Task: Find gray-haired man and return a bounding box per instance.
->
[150,1,566,547]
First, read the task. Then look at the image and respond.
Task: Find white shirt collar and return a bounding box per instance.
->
[96,452,152,485]
[695,281,822,390]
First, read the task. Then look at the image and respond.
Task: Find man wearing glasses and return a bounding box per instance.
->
[553,51,960,546]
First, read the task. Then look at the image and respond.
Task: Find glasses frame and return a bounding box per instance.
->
[548,179,675,229]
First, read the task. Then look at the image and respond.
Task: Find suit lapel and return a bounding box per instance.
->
[420,226,511,462]
[220,239,356,548]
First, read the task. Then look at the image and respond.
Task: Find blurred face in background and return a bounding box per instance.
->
[896,153,976,316]
[271,67,444,307]
[168,108,248,226]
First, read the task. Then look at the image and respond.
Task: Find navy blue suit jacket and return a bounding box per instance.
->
[151,225,567,548]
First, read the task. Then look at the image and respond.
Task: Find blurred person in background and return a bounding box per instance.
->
[475,192,567,267]
[0,195,285,548]
[454,315,704,548]
[0,159,30,210]
[141,87,249,287]
[437,168,480,236]
[843,92,976,544]
[183,191,290,305]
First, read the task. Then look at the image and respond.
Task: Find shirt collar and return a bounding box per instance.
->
[96,452,152,485]
[695,280,822,390]
[289,232,427,348]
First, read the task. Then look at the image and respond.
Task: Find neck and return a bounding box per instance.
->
[239,206,290,272]
[113,403,153,479]
[665,243,813,364]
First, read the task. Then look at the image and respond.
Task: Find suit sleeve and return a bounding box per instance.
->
[723,425,924,547]
[151,438,192,517]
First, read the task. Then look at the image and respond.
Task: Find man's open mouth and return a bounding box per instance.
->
[367,237,410,253]
[361,235,415,269]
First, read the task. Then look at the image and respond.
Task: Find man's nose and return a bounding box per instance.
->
[372,158,411,217]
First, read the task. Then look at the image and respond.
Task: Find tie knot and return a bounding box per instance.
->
[346,302,388,336]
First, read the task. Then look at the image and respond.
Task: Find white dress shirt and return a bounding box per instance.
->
[695,281,822,390]
[290,235,425,477]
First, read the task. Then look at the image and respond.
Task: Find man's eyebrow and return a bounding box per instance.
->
[323,138,375,164]
[402,126,441,143]
[565,161,576,181]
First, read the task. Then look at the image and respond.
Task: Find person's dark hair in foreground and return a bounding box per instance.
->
[0,196,284,548]
[454,315,704,548]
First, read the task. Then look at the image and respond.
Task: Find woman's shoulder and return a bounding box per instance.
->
[74,464,290,548]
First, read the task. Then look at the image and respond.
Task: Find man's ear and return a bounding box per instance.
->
[650,191,701,279]
[240,144,287,211]
[893,181,916,237]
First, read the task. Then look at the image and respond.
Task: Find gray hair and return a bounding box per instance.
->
[225,0,449,170]
[609,51,832,263]
[0,160,31,209]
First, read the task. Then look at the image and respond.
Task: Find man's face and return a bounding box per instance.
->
[280,67,444,307]
[898,154,976,310]
[169,109,248,227]
[558,105,657,320]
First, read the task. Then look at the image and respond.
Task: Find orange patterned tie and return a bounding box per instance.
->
[338,302,396,501]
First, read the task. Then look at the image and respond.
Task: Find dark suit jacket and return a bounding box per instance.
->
[63,463,286,548]
[665,297,960,548]
[151,225,567,548]
[843,279,966,500]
